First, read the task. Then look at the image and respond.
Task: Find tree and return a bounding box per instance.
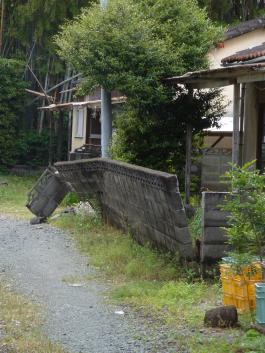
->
[0,58,27,167]
[198,0,265,23]
[56,0,224,180]
[1,1,95,132]
[56,0,221,102]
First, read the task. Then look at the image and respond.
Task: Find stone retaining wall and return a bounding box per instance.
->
[55,158,194,260]
[201,192,231,263]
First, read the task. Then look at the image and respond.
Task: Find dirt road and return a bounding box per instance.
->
[0,215,175,353]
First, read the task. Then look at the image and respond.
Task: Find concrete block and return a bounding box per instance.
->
[202,227,228,244]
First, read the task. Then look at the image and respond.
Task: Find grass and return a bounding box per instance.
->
[52,211,265,353]
[0,174,37,219]
[52,212,221,327]
[0,279,66,353]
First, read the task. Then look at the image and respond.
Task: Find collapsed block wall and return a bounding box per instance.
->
[55,158,194,260]
[201,192,231,263]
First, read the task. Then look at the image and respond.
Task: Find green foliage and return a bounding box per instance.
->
[56,0,224,176]
[189,208,202,241]
[4,1,95,68]
[0,58,27,167]
[61,192,80,207]
[56,0,222,102]
[52,211,220,329]
[221,161,265,263]
[15,130,50,167]
[0,173,37,219]
[111,88,225,178]
[198,0,265,23]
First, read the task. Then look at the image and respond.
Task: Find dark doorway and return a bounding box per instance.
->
[257,104,265,170]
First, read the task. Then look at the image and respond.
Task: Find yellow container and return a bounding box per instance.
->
[223,293,235,306]
[220,262,263,312]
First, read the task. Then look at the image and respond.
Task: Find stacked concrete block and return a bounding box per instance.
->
[201,192,231,263]
[55,158,194,260]
[26,167,69,218]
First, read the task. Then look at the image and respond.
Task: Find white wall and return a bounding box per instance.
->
[71,107,87,152]
[208,28,265,116]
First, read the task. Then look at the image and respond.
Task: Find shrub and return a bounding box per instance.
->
[15,130,51,167]
[221,161,265,264]
[0,59,27,167]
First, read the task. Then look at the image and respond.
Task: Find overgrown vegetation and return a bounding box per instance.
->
[221,161,265,267]
[0,59,27,168]
[198,0,265,23]
[0,174,37,218]
[52,210,265,353]
[52,211,221,329]
[0,279,66,353]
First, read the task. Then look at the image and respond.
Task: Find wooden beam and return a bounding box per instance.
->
[237,72,265,84]
[185,122,192,206]
[186,79,236,89]
[25,89,54,102]
[27,65,53,105]
[210,135,224,148]
[232,84,240,166]
[185,87,195,206]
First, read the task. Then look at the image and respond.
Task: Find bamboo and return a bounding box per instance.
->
[0,0,4,56]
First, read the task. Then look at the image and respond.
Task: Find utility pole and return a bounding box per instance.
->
[100,0,112,158]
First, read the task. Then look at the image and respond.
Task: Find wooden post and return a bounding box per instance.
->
[185,88,193,206]
[185,123,192,206]
[68,111,72,161]
[56,110,64,161]
[48,111,53,166]
[239,83,245,166]
[232,84,240,166]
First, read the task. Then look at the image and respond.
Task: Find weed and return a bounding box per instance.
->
[0,279,66,353]
[52,213,221,328]
[189,207,202,241]
[0,174,37,219]
[61,192,80,207]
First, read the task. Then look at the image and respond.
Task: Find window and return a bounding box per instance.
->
[75,108,85,138]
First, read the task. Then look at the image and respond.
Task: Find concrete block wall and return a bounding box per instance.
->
[55,158,194,260]
[201,191,231,263]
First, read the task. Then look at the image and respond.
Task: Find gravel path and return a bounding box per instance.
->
[0,215,175,353]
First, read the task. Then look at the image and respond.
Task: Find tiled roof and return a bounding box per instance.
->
[222,43,265,65]
[225,17,265,40]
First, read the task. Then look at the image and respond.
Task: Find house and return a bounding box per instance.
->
[41,88,125,160]
[208,17,265,119]
[196,17,265,189]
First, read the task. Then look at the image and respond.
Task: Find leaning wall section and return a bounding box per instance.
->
[55,158,194,260]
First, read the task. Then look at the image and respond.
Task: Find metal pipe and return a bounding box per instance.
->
[100,0,112,158]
